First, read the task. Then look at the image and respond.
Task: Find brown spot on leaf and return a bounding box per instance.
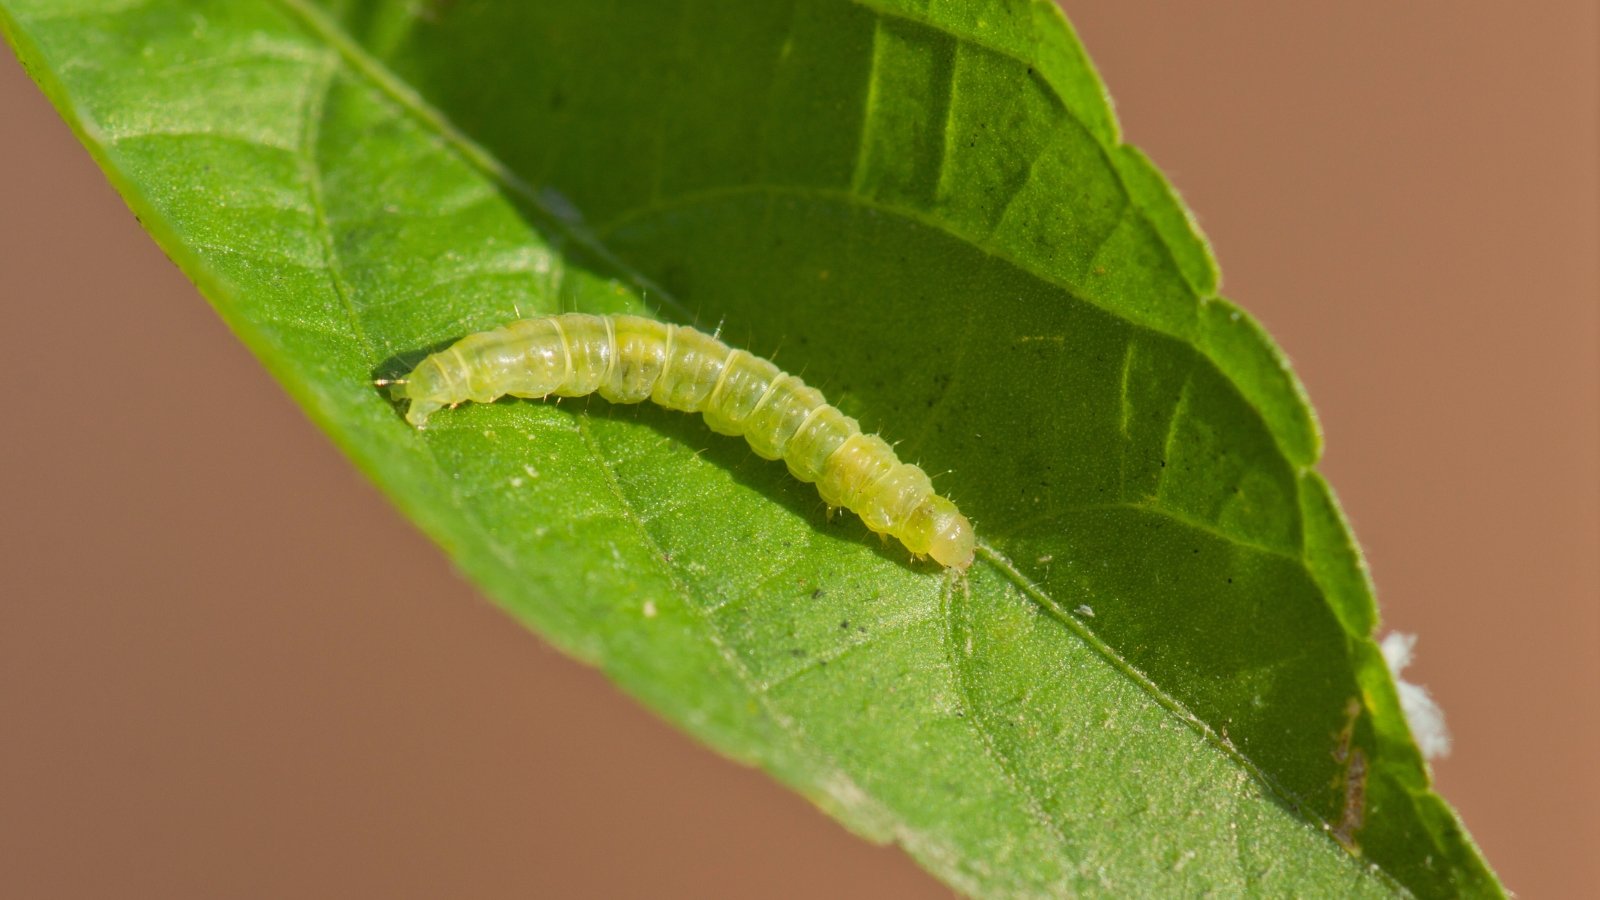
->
[1330,698,1368,851]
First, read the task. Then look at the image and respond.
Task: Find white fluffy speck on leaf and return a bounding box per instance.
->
[1381,632,1452,759]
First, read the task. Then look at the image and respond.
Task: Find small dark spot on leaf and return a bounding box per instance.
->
[790,648,805,658]
[840,620,850,630]
[811,588,824,599]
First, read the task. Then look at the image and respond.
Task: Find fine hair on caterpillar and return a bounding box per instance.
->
[391,313,975,571]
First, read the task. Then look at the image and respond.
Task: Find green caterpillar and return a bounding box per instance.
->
[393,314,975,571]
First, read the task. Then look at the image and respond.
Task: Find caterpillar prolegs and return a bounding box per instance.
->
[394,314,975,571]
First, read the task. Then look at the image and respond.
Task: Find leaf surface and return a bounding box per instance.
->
[1,0,1500,895]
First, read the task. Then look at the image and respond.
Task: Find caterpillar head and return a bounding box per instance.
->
[391,357,454,427]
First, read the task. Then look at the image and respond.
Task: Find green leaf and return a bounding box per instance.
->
[2,0,1501,895]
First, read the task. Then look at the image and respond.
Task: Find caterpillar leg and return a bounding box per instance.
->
[404,398,444,428]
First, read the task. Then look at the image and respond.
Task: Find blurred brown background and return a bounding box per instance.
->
[2,3,1595,897]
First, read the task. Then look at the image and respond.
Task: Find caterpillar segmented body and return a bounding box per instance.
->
[394,314,975,570]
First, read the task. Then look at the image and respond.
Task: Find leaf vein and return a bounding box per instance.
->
[269,0,697,325]
[297,54,375,362]
[940,573,1079,883]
